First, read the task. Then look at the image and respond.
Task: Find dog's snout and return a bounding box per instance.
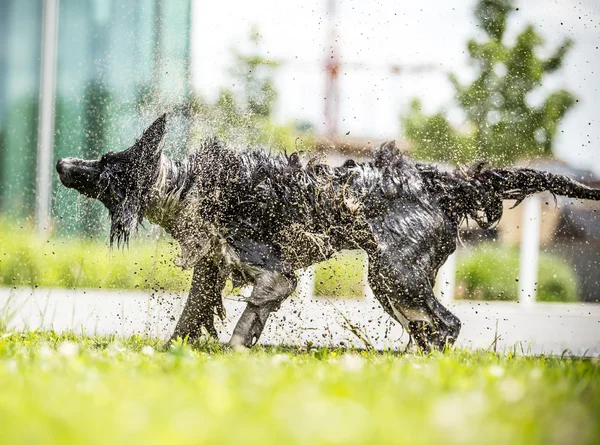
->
[56,158,65,174]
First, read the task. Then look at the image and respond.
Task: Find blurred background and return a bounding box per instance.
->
[1,0,599,304]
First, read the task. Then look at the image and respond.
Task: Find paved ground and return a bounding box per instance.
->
[1,287,599,356]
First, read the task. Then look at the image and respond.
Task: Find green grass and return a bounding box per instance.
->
[0,331,598,445]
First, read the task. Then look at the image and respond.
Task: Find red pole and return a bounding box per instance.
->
[324,0,339,137]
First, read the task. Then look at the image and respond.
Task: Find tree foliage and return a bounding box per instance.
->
[190,27,307,152]
[402,0,576,165]
[229,27,280,119]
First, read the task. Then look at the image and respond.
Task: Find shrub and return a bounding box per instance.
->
[313,250,367,298]
[0,220,191,292]
[0,221,579,302]
[455,244,578,302]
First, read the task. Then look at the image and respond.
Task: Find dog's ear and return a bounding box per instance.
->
[135,113,167,159]
[374,140,400,167]
[107,114,167,248]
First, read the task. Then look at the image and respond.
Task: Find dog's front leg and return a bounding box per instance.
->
[169,261,226,344]
[229,271,296,348]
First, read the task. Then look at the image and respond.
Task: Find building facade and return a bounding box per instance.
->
[0,0,191,236]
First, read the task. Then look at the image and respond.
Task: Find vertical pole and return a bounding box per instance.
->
[36,0,60,234]
[296,267,316,300]
[518,195,541,305]
[324,0,339,136]
[437,252,456,304]
[362,252,369,298]
[152,0,164,98]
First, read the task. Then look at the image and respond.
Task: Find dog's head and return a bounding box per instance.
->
[56,114,167,246]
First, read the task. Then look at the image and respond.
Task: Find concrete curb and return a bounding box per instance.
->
[1,287,599,355]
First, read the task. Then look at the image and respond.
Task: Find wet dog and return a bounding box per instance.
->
[56,115,600,351]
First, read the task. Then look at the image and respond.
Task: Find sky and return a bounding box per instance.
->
[191,0,600,174]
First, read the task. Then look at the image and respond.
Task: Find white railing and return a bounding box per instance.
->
[437,251,457,304]
[518,195,541,305]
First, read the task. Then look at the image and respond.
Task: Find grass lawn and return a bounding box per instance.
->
[0,332,598,445]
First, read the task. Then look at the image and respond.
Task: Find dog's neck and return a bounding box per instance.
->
[144,152,241,270]
[145,155,190,230]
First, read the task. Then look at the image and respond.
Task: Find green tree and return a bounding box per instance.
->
[230,26,279,119]
[190,27,308,153]
[401,0,576,165]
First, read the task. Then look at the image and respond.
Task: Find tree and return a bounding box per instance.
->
[401,0,576,166]
[190,27,305,152]
[229,26,279,119]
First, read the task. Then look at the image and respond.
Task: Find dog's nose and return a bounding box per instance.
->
[56,158,65,174]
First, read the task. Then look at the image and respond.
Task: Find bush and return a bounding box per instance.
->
[0,221,579,302]
[455,243,578,302]
[313,250,367,298]
[0,220,192,292]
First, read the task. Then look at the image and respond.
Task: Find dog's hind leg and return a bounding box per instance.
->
[367,260,416,349]
[398,285,461,352]
[229,270,297,348]
[169,261,226,344]
[367,255,461,352]
[402,290,461,352]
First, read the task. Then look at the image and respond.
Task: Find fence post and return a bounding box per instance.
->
[437,252,456,304]
[518,195,541,305]
[296,266,316,300]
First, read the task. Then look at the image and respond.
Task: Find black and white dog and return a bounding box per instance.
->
[56,114,600,351]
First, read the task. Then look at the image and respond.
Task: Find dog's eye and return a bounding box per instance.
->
[100,153,114,166]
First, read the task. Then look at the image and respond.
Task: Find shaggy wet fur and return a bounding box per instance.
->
[57,115,600,351]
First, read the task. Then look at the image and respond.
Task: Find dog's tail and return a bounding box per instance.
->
[418,161,600,229]
[475,164,600,202]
